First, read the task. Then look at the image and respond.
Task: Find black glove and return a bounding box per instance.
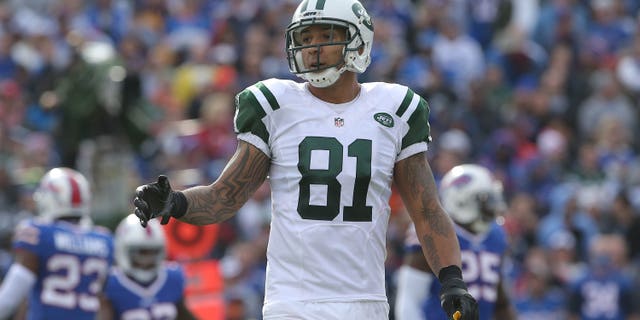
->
[133,175,188,227]
[439,265,479,320]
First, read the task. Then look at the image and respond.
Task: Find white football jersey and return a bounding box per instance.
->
[234,78,431,303]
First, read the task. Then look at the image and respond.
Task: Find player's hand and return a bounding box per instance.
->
[440,287,478,320]
[440,280,478,320]
[133,175,187,227]
[439,266,479,320]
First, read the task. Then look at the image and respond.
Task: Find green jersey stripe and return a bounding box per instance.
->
[398,89,420,123]
[256,82,280,111]
[395,88,415,117]
[234,89,269,143]
[401,97,431,149]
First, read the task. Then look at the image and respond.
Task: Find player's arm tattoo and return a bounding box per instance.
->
[394,152,461,273]
[179,141,270,225]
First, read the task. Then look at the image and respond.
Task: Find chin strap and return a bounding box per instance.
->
[304,65,347,88]
[128,268,158,283]
[470,219,491,234]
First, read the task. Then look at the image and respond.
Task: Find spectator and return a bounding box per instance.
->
[577,69,637,142]
[616,35,640,97]
[568,233,640,320]
[431,16,485,98]
[514,247,568,320]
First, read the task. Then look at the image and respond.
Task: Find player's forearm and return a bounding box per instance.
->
[395,265,434,320]
[176,299,198,320]
[0,263,35,318]
[494,282,517,320]
[394,153,462,272]
[416,208,461,273]
[96,294,115,320]
[178,141,270,225]
[178,185,242,225]
[493,306,518,320]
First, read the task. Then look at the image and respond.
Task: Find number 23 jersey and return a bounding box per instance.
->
[12,219,114,320]
[235,79,431,303]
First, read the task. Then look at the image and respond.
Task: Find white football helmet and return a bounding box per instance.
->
[286,0,374,88]
[439,164,506,234]
[115,214,167,283]
[33,167,91,221]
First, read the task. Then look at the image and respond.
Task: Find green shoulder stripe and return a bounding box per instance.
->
[234,88,269,143]
[256,82,280,111]
[401,97,431,149]
[395,88,415,117]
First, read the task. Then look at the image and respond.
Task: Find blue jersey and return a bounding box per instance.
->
[568,270,637,320]
[514,288,567,320]
[103,263,185,320]
[12,218,114,320]
[406,222,508,320]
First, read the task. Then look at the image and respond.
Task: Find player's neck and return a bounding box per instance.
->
[127,274,157,287]
[56,217,82,224]
[307,72,361,104]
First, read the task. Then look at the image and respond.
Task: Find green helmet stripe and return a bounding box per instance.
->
[300,0,326,12]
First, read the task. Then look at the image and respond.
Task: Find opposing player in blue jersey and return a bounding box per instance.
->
[395,164,516,320]
[97,214,195,320]
[0,167,114,320]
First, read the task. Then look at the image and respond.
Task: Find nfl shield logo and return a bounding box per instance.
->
[334,117,344,127]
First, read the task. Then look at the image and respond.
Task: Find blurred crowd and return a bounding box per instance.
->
[1,0,640,319]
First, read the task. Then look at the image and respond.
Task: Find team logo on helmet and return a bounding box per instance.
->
[352,2,373,31]
[446,174,473,189]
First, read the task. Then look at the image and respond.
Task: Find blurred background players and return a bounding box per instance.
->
[567,233,640,320]
[0,167,114,319]
[395,164,516,319]
[512,246,568,320]
[97,214,195,320]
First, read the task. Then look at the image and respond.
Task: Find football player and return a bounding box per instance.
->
[395,164,517,319]
[133,0,478,319]
[97,214,195,320]
[0,167,114,320]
